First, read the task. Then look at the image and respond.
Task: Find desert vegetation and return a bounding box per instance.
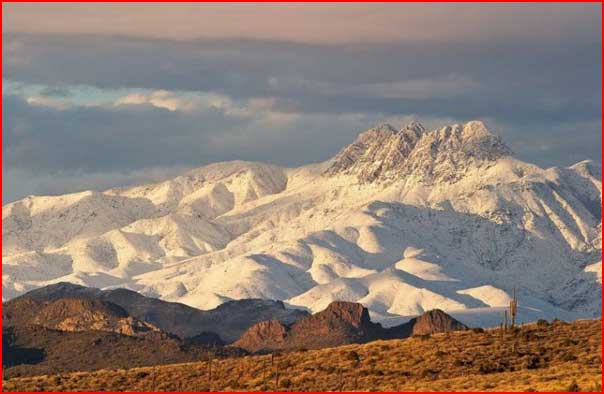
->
[3,318,601,392]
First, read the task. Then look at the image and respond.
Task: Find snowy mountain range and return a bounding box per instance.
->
[3,120,601,327]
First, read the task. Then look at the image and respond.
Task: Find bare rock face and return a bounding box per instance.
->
[2,294,245,378]
[231,320,288,352]
[406,309,468,336]
[324,123,424,182]
[325,120,511,184]
[233,301,383,352]
[30,298,161,337]
[292,301,374,331]
[233,302,467,353]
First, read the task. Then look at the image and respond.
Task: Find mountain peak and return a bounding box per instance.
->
[407,309,468,335]
[325,119,511,183]
[232,302,468,352]
[321,301,372,328]
[358,123,398,139]
[463,119,488,134]
[400,120,426,135]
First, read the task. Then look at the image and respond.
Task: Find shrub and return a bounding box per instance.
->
[415,334,431,341]
[536,319,549,327]
[323,365,336,374]
[561,353,577,362]
[566,380,580,392]
[346,350,361,362]
[560,338,577,347]
[471,327,485,334]
[280,378,292,389]
[477,360,505,374]
[522,355,540,370]
[226,379,241,389]
[419,368,439,379]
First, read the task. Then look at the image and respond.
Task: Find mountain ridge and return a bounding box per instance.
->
[7,282,308,342]
[3,119,601,328]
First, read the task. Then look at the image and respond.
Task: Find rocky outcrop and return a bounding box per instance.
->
[12,282,308,342]
[233,302,467,353]
[325,120,511,183]
[2,323,244,378]
[398,309,468,336]
[324,122,424,182]
[2,294,245,377]
[30,298,160,337]
[232,320,288,352]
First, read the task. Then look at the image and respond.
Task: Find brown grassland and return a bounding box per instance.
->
[2,319,601,392]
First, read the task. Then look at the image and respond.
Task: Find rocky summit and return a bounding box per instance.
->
[324,120,512,183]
[4,297,160,338]
[233,301,467,352]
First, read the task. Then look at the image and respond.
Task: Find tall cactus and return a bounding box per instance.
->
[504,310,509,332]
[509,287,518,328]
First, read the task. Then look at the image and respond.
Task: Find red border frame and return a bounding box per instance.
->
[0,1,602,393]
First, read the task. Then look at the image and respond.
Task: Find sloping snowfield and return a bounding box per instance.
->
[3,121,601,327]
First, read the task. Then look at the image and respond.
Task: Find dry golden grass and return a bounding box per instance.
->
[3,319,601,392]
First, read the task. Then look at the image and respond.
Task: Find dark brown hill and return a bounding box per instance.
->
[2,296,242,378]
[4,297,161,338]
[406,308,469,335]
[233,302,467,352]
[12,282,308,341]
[32,298,161,337]
[2,323,240,379]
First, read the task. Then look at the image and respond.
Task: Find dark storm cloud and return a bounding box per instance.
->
[4,33,600,125]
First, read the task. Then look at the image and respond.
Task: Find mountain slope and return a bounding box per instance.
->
[8,282,308,342]
[3,297,160,338]
[2,293,240,378]
[3,120,600,327]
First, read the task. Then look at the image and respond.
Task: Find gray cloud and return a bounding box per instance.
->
[2,4,601,203]
[4,93,434,202]
[3,34,600,126]
[3,91,600,203]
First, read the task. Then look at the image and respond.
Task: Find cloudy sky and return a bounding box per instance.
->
[2,3,601,203]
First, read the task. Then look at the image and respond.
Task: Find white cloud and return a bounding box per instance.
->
[111,88,304,127]
[25,95,71,110]
[115,90,199,112]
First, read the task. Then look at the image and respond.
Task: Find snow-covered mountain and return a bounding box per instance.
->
[3,120,601,327]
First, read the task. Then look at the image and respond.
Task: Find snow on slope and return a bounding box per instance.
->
[2,120,601,327]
